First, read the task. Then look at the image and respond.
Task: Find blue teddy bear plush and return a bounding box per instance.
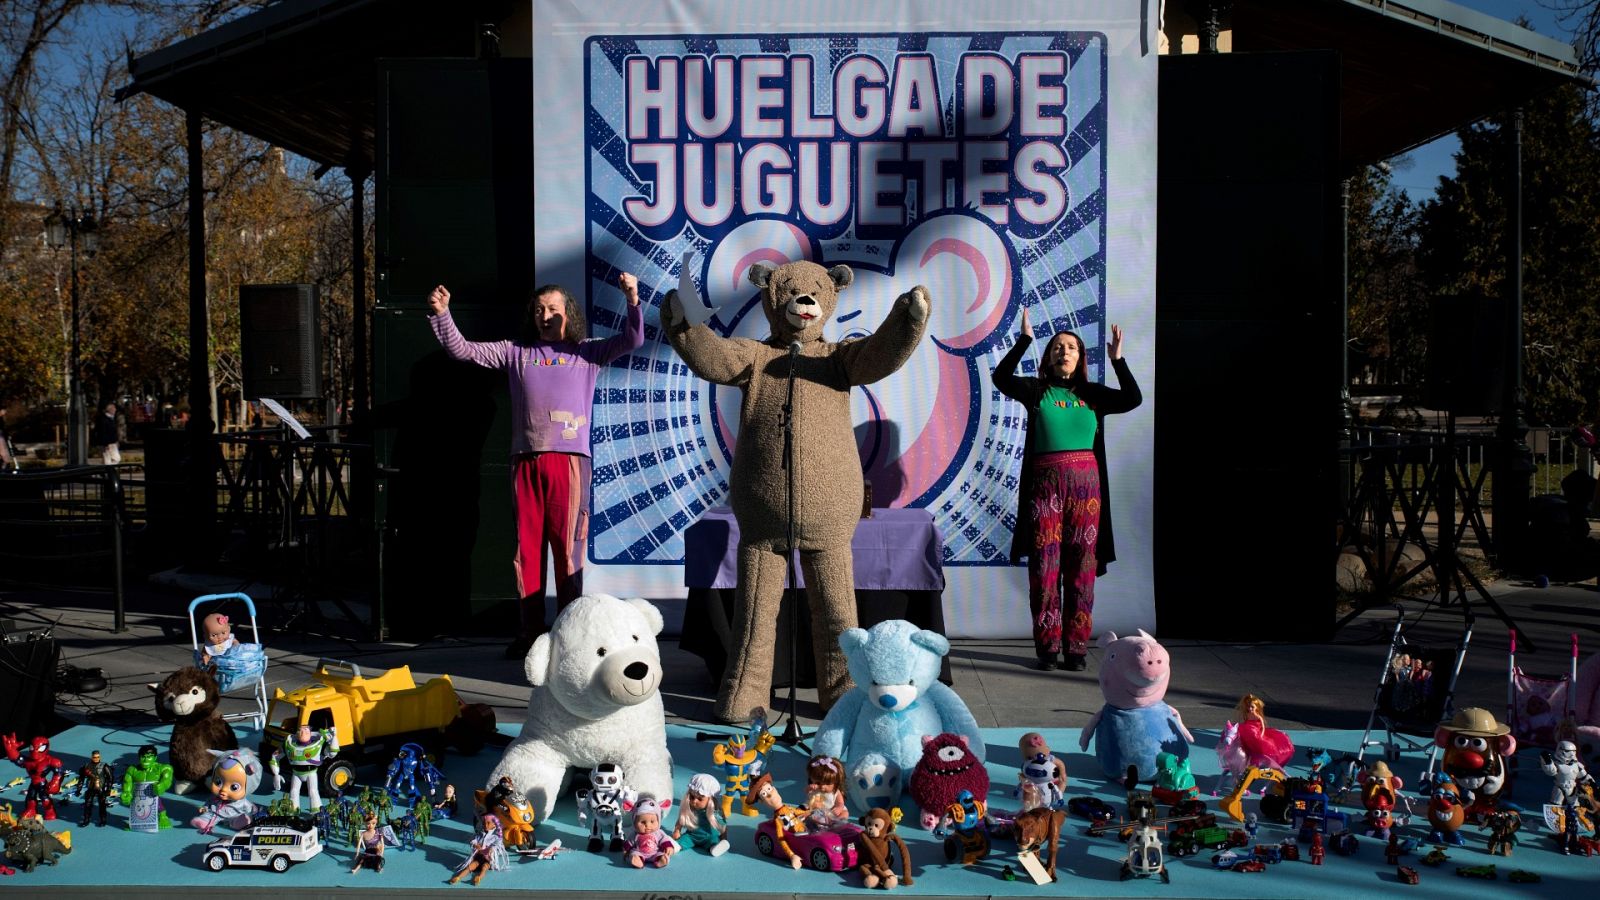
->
[812,620,986,810]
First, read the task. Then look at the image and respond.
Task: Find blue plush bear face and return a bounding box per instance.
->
[839,619,949,713]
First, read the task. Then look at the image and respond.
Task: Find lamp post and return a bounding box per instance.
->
[44,204,100,466]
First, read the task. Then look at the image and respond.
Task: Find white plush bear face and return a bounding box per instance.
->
[848,753,901,813]
[748,259,852,345]
[839,619,949,714]
[524,594,665,721]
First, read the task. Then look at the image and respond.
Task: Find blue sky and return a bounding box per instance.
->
[1395,0,1577,203]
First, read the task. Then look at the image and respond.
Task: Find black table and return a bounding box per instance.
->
[678,507,951,688]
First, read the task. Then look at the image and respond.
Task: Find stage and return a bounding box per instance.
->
[3,722,1592,897]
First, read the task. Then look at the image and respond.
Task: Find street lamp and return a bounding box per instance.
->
[43,203,100,466]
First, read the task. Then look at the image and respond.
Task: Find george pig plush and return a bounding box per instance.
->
[1078,630,1193,782]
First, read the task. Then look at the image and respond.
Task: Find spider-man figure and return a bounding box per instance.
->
[3,733,64,820]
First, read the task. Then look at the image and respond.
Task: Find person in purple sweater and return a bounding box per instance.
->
[427,273,643,657]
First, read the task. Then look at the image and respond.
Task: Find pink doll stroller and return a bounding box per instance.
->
[1506,630,1579,752]
[188,592,269,730]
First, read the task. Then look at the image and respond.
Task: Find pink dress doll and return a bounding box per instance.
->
[1234,694,1294,770]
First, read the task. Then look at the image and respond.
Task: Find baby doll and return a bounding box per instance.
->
[190,748,264,834]
[1234,694,1294,770]
[672,773,730,857]
[1015,733,1067,810]
[627,797,678,868]
[805,755,850,827]
[201,613,240,660]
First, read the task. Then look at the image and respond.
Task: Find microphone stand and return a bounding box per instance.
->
[773,341,810,750]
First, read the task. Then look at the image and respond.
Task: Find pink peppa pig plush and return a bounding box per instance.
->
[1078,630,1194,783]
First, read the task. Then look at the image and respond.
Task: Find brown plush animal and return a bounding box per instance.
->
[854,807,913,888]
[1011,806,1067,881]
[150,666,237,793]
[665,260,927,718]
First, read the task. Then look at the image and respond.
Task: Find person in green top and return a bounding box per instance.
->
[992,307,1142,671]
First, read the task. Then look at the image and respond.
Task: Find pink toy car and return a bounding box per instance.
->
[753,820,864,871]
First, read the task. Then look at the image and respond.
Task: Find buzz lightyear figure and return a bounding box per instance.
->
[270,722,339,811]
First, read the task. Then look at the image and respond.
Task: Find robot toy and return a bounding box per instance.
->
[1017,752,1066,810]
[269,722,339,812]
[934,789,990,865]
[384,742,444,805]
[2,734,64,821]
[75,749,116,827]
[711,709,775,818]
[575,762,636,852]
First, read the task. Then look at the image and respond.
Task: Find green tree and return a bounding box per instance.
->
[1415,84,1600,426]
[1345,162,1424,392]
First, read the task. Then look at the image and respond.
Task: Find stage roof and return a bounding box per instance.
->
[117,0,517,169]
[1231,0,1588,167]
[120,0,1589,171]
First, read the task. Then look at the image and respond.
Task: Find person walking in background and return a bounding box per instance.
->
[0,406,15,471]
[991,308,1141,672]
[94,401,124,465]
[427,272,644,658]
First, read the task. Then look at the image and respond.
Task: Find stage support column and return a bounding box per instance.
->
[1339,176,1354,507]
[1493,107,1533,566]
[348,163,370,429]
[185,108,217,564]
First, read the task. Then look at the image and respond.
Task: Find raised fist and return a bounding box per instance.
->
[618,272,640,306]
[427,285,450,316]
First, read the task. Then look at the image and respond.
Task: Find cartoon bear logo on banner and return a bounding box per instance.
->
[697,212,1015,510]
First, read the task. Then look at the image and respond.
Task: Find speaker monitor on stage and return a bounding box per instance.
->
[241,283,322,399]
[1426,294,1505,416]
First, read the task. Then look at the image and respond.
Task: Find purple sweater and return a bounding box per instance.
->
[428,304,644,457]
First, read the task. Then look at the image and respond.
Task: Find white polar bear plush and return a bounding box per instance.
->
[488,594,673,819]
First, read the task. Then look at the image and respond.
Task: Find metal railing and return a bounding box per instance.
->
[0,465,127,631]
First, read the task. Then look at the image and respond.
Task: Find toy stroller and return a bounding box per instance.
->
[188,592,269,730]
[1352,607,1472,786]
[1507,630,1580,751]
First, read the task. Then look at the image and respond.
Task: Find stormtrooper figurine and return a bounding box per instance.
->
[1541,741,1593,806]
[576,762,636,852]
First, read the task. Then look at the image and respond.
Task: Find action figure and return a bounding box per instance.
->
[191,748,264,834]
[269,721,339,812]
[1483,809,1521,856]
[75,750,115,827]
[385,742,444,805]
[711,710,775,818]
[121,744,174,830]
[627,797,678,868]
[1017,752,1066,810]
[351,811,386,873]
[752,772,812,870]
[1244,812,1259,840]
[1,734,63,820]
[934,789,990,865]
[1560,795,1584,856]
[1309,831,1325,865]
[673,773,731,856]
[1541,741,1593,806]
[575,762,635,853]
[448,814,508,885]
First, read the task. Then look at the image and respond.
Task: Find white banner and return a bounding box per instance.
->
[533,0,1156,638]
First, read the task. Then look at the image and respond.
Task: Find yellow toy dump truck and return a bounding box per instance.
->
[258,659,495,794]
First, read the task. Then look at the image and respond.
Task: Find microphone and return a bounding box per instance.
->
[788,341,802,357]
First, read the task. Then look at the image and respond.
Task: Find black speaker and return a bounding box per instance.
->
[0,633,59,737]
[241,283,322,399]
[1426,295,1505,415]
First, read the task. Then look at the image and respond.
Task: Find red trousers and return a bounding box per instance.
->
[512,452,590,636]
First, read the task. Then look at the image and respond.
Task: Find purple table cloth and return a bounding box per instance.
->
[682,507,946,591]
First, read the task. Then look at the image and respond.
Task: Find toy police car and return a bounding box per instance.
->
[202,816,323,872]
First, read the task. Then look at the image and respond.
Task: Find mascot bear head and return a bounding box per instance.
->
[748,259,853,345]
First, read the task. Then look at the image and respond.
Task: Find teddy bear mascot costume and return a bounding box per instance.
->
[665,261,928,720]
